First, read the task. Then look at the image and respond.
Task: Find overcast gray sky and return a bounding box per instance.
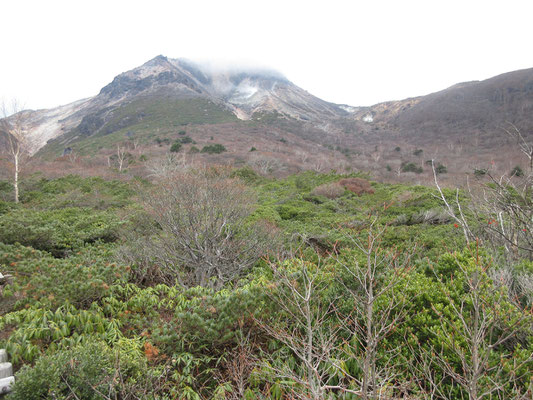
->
[2,0,533,111]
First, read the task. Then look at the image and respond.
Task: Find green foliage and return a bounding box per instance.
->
[435,163,447,174]
[250,146,257,152]
[179,136,194,144]
[189,145,200,154]
[39,98,237,158]
[0,243,128,310]
[0,180,13,202]
[511,165,524,177]
[230,167,264,184]
[401,162,423,174]
[8,341,145,400]
[18,175,134,209]
[474,168,488,176]
[201,143,227,154]
[413,148,423,156]
[1,171,530,399]
[170,142,182,153]
[0,303,125,364]
[0,207,122,256]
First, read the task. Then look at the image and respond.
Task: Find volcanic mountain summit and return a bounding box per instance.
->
[20,55,349,154]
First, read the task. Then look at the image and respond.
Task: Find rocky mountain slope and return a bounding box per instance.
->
[16,56,349,155]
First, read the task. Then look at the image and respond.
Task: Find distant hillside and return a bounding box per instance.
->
[352,68,533,148]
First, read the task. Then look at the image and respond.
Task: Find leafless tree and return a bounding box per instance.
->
[134,168,271,288]
[334,220,416,400]
[256,257,360,400]
[295,150,310,164]
[248,154,286,175]
[216,331,257,399]
[116,144,127,172]
[432,160,474,244]
[0,100,31,203]
[505,124,533,174]
[312,157,327,173]
[146,152,188,178]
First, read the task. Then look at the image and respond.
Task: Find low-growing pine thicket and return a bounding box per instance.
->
[0,171,531,399]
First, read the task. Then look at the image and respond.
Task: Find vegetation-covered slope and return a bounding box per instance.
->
[0,170,531,399]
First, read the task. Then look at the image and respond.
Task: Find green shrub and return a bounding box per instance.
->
[201,144,227,154]
[511,165,524,177]
[179,136,194,144]
[178,130,186,135]
[170,142,182,153]
[0,243,128,309]
[189,146,200,154]
[0,208,122,256]
[435,164,447,174]
[413,149,423,156]
[401,162,423,174]
[9,341,145,400]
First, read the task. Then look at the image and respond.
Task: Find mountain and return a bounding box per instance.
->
[350,67,533,149]
[19,55,348,155]
[3,57,533,179]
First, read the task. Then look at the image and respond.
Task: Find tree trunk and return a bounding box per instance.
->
[363,252,374,400]
[14,153,19,203]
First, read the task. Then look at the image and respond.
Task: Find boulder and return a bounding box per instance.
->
[0,376,15,394]
[0,363,13,379]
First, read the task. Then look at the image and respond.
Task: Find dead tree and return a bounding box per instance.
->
[334,219,415,400]
[257,258,360,400]
[0,100,30,203]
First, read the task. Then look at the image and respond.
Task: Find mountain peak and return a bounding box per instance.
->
[143,55,171,67]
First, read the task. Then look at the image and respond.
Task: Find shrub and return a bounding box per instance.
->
[180,136,194,144]
[474,168,488,176]
[9,341,145,400]
[394,146,401,152]
[401,162,423,174]
[178,130,186,135]
[0,208,121,256]
[435,164,447,174]
[201,144,227,154]
[0,242,128,309]
[413,149,423,156]
[511,165,524,177]
[338,177,375,195]
[126,169,271,288]
[189,146,200,154]
[170,142,182,153]
[250,147,257,152]
[311,182,345,199]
